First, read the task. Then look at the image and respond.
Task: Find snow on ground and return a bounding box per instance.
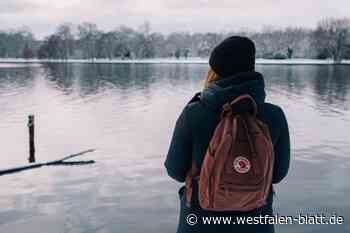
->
[0,63,42,68]
[0,58,349,65]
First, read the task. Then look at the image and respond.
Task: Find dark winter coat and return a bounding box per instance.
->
[165,71,290,233]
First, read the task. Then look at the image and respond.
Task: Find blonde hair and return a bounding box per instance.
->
[204,67,219,88]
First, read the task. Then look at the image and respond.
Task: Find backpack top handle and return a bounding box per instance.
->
[222,94,258,118]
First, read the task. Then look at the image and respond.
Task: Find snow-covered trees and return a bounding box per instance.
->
[96,32,116,59]
[0,27,36,58]
[77,23,100,60]
[251,27,313,59]
[56,23,75,60]
[312,18,350,62]
[3,17,350,61]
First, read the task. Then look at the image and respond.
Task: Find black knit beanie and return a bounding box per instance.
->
[209,36,256,78]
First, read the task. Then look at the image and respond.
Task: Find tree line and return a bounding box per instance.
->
[0,18,350,62]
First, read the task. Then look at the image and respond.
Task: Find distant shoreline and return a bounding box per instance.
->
[0,58,349,65]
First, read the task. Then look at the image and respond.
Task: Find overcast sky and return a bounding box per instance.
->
[1,0,349,38]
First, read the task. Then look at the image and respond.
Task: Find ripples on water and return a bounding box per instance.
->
[0,63,349,233]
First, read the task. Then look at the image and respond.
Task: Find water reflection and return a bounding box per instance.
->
[0,64,349,233]
[36,64,350,113]
[258,65,350,111]
[39,64,204,96]
[0,67,35,96]
[43,64,75,95]
[313,65,350,109]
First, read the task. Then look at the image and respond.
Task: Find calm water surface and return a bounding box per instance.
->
[0,63,349,233]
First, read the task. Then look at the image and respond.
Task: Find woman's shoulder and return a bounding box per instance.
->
[259,102,289,131]
[183,92,205,112]
[262,102,285,116]
[183,94,288,125]
[263,102,288,120]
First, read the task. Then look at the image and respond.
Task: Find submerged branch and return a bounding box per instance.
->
[0,149,96,176]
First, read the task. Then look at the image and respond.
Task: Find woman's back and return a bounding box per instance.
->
[165,36,290,233]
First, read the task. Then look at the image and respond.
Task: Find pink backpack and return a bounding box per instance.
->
[185,94,274,211]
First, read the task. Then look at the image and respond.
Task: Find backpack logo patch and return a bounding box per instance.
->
[233,156,251,174]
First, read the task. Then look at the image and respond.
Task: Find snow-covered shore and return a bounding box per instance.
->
[0,58,349,65]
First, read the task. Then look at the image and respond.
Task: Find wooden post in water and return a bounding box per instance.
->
[28,115,35,163]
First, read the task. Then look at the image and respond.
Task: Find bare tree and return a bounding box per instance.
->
[38,35,62,59]
[78,22,101,60]
[134,22,156,58]
[113,26,136,58]
[165,32,192,57]
[313,18,350,62]
[56,23,75,60]
[96,32,117,59]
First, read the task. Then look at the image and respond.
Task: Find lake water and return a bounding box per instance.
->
[0,63,349,233]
